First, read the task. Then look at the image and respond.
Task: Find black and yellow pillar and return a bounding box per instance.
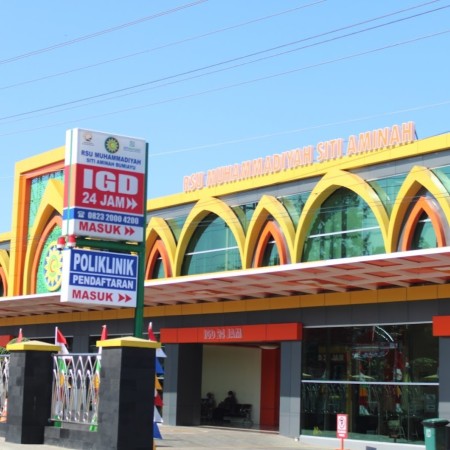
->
[96,336,160,450]
[5,340,59,444]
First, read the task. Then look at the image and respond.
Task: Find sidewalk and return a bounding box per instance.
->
[155,425,333,449]
[0,425,334,450]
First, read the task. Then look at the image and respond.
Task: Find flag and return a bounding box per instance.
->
[17,328,23,343]
[95,324,107,375]
[90,325,107,432]
[153,422,162,439]
[98,324,108,355]
[148,322,166,358]
[55,327,69,354]
[155,358,164,375]
[100,324,108,341]
[53,327,70,425]
[148,322,156,341]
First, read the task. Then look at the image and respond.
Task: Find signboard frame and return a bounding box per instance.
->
[61,247,139,308]
[63,128,147,242]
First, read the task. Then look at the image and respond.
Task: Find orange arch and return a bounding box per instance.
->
[401,197,446,251]
[145,239,172,279]
[253,221,288,267]
[30,216,62,294]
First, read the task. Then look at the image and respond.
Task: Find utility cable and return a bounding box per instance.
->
[0,2,447,123]
[0,0,326,91]
[0,0,208,65]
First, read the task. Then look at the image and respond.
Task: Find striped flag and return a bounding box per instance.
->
[148,322,156,341]
[55,327,69,354]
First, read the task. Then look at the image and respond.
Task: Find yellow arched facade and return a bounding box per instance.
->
[243,195,295,268]
[387,166,450,252]
[173,197,246,276]
[1,126,449,299]
[23,179,64,294]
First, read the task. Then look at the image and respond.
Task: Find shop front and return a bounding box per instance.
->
[301,324,439,444]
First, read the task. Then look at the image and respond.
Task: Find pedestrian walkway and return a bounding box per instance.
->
[0,425,425,449]
[155,425,333,449]
[0,425,332,450]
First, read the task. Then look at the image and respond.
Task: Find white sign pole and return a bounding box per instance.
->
[336,413,348,450]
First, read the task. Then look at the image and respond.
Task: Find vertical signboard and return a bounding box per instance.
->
[336,413,348,450]
[61,248,138,308]
[63,128,147,242]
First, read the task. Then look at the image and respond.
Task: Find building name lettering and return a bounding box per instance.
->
[203,327,243,340]
[183,121,416,193]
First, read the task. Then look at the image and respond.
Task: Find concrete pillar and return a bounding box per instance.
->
[5,340,59,444]
[96,336,160,450]
[163,343,203,426]
[438,336,450,419]
[279,340,302,438]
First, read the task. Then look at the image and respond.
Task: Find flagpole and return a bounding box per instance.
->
[132,142,148,339]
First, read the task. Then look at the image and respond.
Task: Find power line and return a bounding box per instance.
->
[0,26,448,139]
[0,0,326,92]
[0,0,208,66]
[0,1,447,123]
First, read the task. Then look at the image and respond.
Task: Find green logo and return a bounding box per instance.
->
[44,242,63,292]
[105,137,119,153]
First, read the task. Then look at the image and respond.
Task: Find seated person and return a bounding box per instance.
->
[201,392,216,420]
[212,390,237,422]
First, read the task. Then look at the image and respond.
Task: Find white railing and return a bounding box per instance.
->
[0,355,9,422]
[51,353,101,426]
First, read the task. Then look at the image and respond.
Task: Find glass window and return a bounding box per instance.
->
[152,256,165,279]
[302,188,384,262]
[261,239,280,266]
[232,202,257,232]
[278,192,310,227]
[411,213,437,250]
[368,174,407,216]
[301,324,438,444]
[181,213,242,275]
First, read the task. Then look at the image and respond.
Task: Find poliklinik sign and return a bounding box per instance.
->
[63,128,147,241]
[61,248,138,307]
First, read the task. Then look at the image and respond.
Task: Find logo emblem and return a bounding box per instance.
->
[44,241,63,292]
[105,137,120,154]
[83,132,93,142]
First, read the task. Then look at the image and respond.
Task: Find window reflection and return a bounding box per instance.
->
[301,324,438,443]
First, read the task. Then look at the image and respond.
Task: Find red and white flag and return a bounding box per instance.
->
[100,324,108,341]
[55,327,69,355]
[148,322,156,341]
[98,324,108,354]
[149,322,166,358]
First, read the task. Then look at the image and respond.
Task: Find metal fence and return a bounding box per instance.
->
[51,353,101,426]
[0,355,9,422]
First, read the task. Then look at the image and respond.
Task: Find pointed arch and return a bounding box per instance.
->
[23,179,64,294]
[295,170,389,262]
[145,217,177,279]
[244,195,295,268]
[387,166,450,252]
[145,240,172,279]
[401,197,445,251]
[28,215,62,294]
[253,221,288,267]
[174,197,245,276]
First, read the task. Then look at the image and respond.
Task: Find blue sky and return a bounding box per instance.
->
[1,0,450,233]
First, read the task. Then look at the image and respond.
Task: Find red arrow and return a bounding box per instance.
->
[118,294,132,302]
[125,227,135,236]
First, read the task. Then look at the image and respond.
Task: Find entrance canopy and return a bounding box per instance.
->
[1,247,450,317]
[144,246,450,305]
